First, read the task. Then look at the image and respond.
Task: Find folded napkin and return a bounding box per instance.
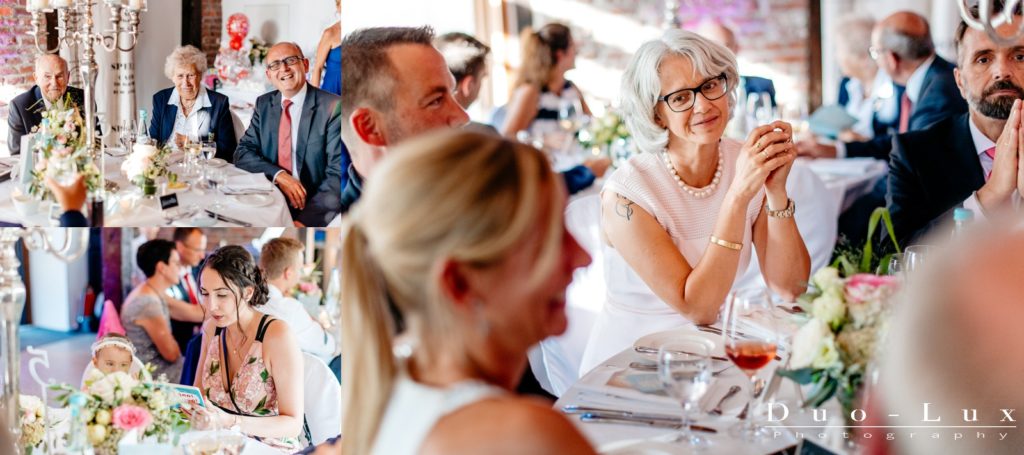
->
[806,158,884,176]
[224,173,274,192]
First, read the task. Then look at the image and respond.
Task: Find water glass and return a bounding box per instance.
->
[903,245,934,273]
[887,252,904,276]
[207,169,226,213]
[658,338,713,448]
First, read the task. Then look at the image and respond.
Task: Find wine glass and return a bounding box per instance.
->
[903,245,934,274]
[207,169,226,213]
[722,287,779,441]
[747,92,775,126]
[558,98,582,133]
[201,136,217,181]
[119,118,137,153]
[658,338,713,448]
[887,252,904,276]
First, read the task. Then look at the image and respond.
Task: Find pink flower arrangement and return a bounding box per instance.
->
[298,282,317,293]
[111,404,153,432]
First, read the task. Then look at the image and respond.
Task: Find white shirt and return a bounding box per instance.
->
[168,87,212,141]
[272,83,308,182]
[261,284,335,362]
[904,55,937,105]
[962,115,1021,218]
[843,71,898,139]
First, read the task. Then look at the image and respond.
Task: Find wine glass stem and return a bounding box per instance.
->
[680,403,694,443]
[746,375,758,431]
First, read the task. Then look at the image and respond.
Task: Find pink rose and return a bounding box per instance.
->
[57,134,68,145]
[63,121,75,132]
[111,405,152,432]
[844,273,899,306]
[299,282,316,293]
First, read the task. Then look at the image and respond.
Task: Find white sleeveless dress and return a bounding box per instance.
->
[371,373,505,454]
[579,139,765,374]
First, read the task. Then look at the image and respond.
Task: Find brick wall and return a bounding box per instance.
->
[0,0,43,95]
[201,0,223,65]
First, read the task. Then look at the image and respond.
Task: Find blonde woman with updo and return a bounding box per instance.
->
[339,131,596,455]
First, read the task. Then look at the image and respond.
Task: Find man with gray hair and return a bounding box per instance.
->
[340,26,470,215]
[7,53,85,155]
[800,11,967,160]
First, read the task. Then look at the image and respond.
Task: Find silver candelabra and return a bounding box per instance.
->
[959,0,1024,47]
[26,0,148,159]
[0,228,88,453]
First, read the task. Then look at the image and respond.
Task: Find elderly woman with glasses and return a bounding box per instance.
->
[579,30,810,372]
[149,45,237,161]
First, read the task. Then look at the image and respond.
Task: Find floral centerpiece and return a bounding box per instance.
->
[18,394,47,453]
[248,37,270,66]
[294,262,323,308]
[778,208,902,416]
[120,143,177,196]
[579,109,634,166]
[50,369,188,454]
[25,95,102,201]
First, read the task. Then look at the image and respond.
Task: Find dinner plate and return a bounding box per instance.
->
[231,193,274,207]
[599,438,687,455]
[185,215,217,227]
[207,157,228,168]
[632,328,724,361]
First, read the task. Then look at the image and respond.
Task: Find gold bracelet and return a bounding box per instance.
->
[709,235,742,251]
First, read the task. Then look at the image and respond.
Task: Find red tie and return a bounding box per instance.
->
[898,93,912,133]
[183,274,198,305]
[985,146,996,180]
[278,99,293,172]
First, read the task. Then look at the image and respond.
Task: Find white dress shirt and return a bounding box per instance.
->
[272,83,308,182]
[168,87,212,141]
[261,284,335,362]
[962,115,1021,219]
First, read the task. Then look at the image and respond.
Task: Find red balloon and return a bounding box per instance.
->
[229,36,244,51]
[227,13,249,41]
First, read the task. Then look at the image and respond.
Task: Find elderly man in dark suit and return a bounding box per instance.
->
[7,54,85,155]
[889,7,1024,245]
[234,42,342,227]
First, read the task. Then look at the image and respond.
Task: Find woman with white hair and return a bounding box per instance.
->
[149,45,237,161]
[580,30,810,372]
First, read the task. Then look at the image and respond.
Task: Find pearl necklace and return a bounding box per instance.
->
[661,146,723,198]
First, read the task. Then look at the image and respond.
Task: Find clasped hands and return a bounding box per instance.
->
[978,98,1024,210]
[731,121,798,201]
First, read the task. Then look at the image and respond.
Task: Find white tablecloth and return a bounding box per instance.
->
[554,326,852,454]
[103,153,293,227]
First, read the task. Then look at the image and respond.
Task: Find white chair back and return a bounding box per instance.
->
[302,352,341,445]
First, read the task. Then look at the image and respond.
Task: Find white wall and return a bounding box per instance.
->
[222,0,340,61]
[28,229,90,332]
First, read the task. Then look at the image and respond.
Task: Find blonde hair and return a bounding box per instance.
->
[511,23,572,91]
[339,131,564,454]
[259,237,304,280]
[620,29,739,154]
[164,45,208,80]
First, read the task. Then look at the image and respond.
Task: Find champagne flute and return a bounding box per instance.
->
[658,338,713,448]
[723,287,779,441]
[120,118,137,153]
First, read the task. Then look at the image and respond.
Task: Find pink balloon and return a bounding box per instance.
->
[227,13,249,41]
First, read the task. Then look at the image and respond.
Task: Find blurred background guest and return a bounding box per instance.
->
[168,228,207,352]
[312,0,342,96]
[834,14,900,143]
[339,131,595,454]
[149,45,237,161]
[121,239,188,381]
[695,19,777,107]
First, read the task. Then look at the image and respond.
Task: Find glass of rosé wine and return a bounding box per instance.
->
[722,287,779,441]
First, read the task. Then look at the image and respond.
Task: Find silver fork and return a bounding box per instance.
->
[708,385,741,416]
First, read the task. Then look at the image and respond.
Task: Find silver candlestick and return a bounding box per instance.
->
[27,0,147,159]
[959,0,1024,46]
[0,228,88,453]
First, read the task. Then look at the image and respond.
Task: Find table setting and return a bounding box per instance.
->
[101,140,292,227]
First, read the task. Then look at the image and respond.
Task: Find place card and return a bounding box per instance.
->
[159,193,179,211]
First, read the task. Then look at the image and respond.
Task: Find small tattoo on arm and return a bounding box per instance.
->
[615,195,635,221]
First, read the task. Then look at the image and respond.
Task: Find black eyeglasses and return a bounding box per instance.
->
[267,56,303,72]
[658,73,729,113]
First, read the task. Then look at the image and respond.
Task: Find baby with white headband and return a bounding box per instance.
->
[81,334,151,388]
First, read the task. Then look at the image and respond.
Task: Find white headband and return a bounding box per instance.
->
[91,338,137,358]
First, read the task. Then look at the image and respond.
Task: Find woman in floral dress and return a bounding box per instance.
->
[191,246,305,452]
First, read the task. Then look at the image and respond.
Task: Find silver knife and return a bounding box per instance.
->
[205,209,253,227]
[578,413,718,433]
[633,345,730,362]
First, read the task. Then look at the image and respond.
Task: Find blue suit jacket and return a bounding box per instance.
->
[837,76,903,139]
[149,87,237,162]
[7,85,85,156]
[743,76,777,107]
[233,84,342,226]
[845,56,967,160]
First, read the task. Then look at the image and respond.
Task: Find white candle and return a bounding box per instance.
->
[28,0,50,12]
[127,0,144,10]
[51,0,71,9]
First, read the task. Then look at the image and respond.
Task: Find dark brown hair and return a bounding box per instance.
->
[435,32,491,83]
[200,245,269,308]
[341,26,435,122]
[512,23,572,90]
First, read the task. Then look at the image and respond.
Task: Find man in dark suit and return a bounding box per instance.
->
[801,12,968,160]
[168,228,206,352]
[234,42,342,227]
[889,9,1024,245]
[7,54,85,155]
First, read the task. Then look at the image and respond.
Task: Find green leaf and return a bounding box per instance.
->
[805,376,839,408]
[260,369,269,382]
[254,396,267,412]
[776,368,816,384]
[210,361,220,375]
[248,356,257,365]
